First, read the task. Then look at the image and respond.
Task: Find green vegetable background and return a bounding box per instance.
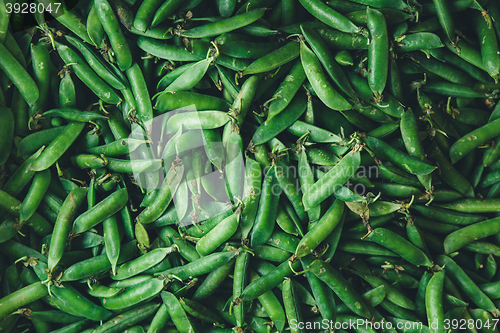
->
[1,0,500,332]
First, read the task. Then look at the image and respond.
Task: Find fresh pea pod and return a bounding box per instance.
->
[72,188,128,234]
[102,278,165,310]
[181,8,265,38]
[196,210,240,256]
[95,0,132,71]
[300,40,351,111]
[243,41,300,76]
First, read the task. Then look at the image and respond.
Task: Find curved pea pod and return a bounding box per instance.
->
[436,255,499,315]
[48,187,88,272]
[239,157,262,240]
[473,11,500,81]
[307,259,371,319]
[137,37,201,61]
[0,42,38,106]
[425,270,446,333]
[242,41,300,76]
[93,303,160,333]
[422,81,488,98]
[274,158,307,223]
[365,228,432,267]
[163,57,213,93]
[87,3,104,47]
[444,217,500,254]
[160,292,198,333]
[253,93,307,145]
[107,158,162,174]
[250,166,280,247]
[449,118,500,164]
[239,256,301,302]
[112,245,177,280]
[396,32,444,52]
[192,258,235,301]
[155,250,238,280]
[62,240,137,281]
[102,278,165,310]
[437,198,500,213]
[88,285,124,298]
[266,60,307,123]
[303,150,360,210]
[41,108,108,122]
[428,143,475,198]
[95,0,132,71]
[196,210,240,256]
[364,136,436,176]
[72,188,128,234]
[87,138,147,157]
[126,63,153,123]
[154,91,230,113]
[0,281,48,321]
[158,226,200,262]
[55,42,121,105]
[295,199,344,258]
[298,0,359,34]
[180,8,265,38]
[0,190,52,237]
[300,40,351,111]
[367,7,388,100]
[136,164,183,224]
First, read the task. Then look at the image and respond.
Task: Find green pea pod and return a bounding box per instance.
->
[0,42,38,106]
[308,259,371,318]
[112,243,175,278]
[61,240,137,281]
[72,188,128,234]
[298,0,360,33]
[107,158,163,174]
[95,0,132,71]
[365,228,432,267]
[301,25,356,99]
[250,166,280,247]
[428,143,475,198]
[20,169,51,223]
[303,149,360,210]
[164,58,213,93]
[55,42,121,104]
[137,37,201,61]
[48,187,88,272]
[93,303,160,333]
[287,120,341,143]
[396,32,444,52]
[0,106,14,167]
[437,198,500,213]
[295,199,344,258]
[181,8,265,38]
[367,7,388,100]
[136,164,184,224]
[300,40,351,111]
[166,111,230,134]
[29,43,51,119]
[243,41,300,76]
[253,93,307,145]
[102,278,165,310]
[42,108,108,122]
[126,63,153,123]
[192,258,235,300]
[65,35,125,91]
[196,210,240,256]
[0,282,48,321]
[87,3,104,47]
[433,0,455,43]
[87,138,147,156]
[365,136,436,176]
[436,255,499,315]
[0,190,51,237]
[160,292,199,333]
[266,60,307,123]
[444,217,500,254]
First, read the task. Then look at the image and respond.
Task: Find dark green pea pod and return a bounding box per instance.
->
[88,285,124,298]
[436,255,499,315]
[242,41,300,76]
[427,143,475,198]
[253,93,307,145]
[87,138,147,157]
[364,136,436,176]
[240,156,262,240]
[71,154,109,169]
[308,259,372,319]
[87,3,104,47]
[297,150,321,223]
[192,258,235,300]
[274,158,307,224]
[302,150,360,210]
[29,122,86,172]
[300,40,351,111]
[222,123,244,204]
[93,303,160,333]
[295,199,344,258]
[72,188,128,234]
[301,26,356,99]
[102,278,165,310]
[396,32,444,52]
[250,166,280,247]
[444,217,500,254]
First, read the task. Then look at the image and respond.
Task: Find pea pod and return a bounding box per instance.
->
[367,7,389,100]
[243,41,300,76]
[300,40,351,111]
[196,210,240,256]
[161,292,198,333]
[102,278,165,310]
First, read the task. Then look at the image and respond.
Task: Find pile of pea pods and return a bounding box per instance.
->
[3,0,500,332]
